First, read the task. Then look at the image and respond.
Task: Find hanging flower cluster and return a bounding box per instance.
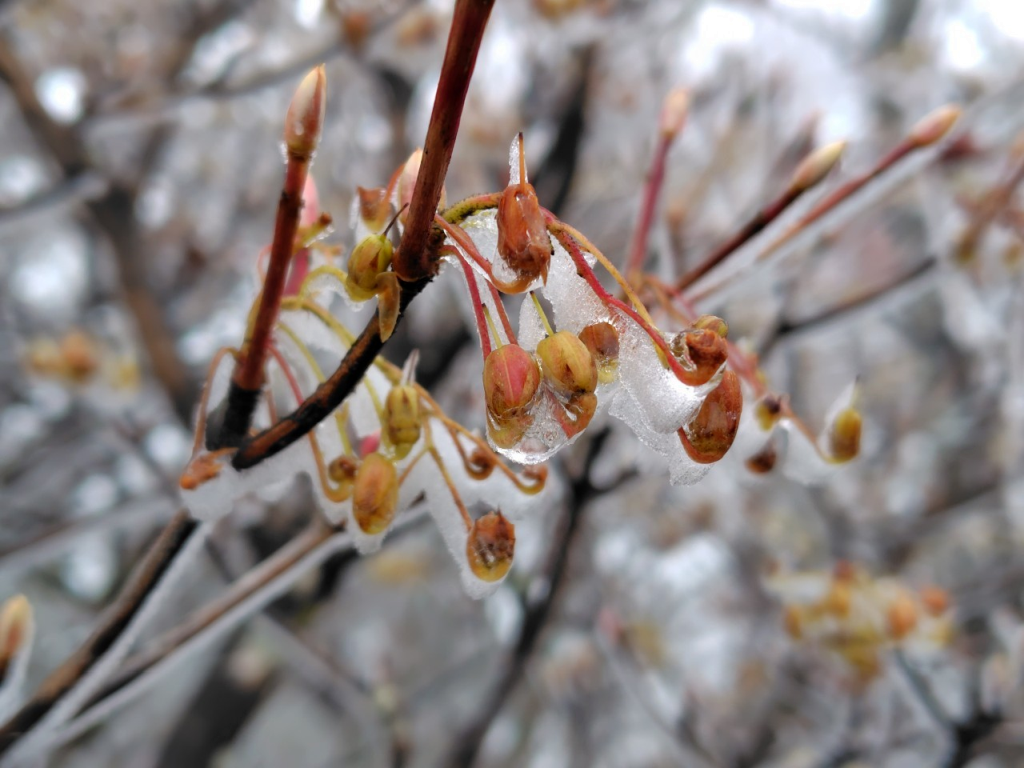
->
[175,64,952,598]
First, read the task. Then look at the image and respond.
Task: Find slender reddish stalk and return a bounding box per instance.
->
[394,0,496,281]
[209,66,326,449]
[674,141,844,293]
[552,229,710,387]
[447,246,494,358]
[625,88,688,285]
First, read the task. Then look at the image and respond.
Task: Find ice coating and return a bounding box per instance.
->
[778,420,839,485]
[508,133,523,186]
[399,418,544,599]
[609,389,713,486]
[460,209,547,293]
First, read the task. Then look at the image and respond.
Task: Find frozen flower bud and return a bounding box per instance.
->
[483,344,541,419]
[352,452,398,535]
[385,384,421,458]
[887,592,918,640]
[397,149,446,225]
[496,134,552,291]
[356,186,392,233]
[284,65,327,159]
[61,329,99,382]
[466,510,515,582]
[670,327,727,384]
[745,438,778,474]
[346,234,393,301]
[754,394,783,431]
[179,452,225,491]
[790,141,846,192]
[0,594,31,671]
[328,455,357,497]
[824,407,862,463]
[488,413,533,449]
[678,370,742,464]
[561,392,597,437]
[658,87,689,138]
[908,104,961,148]
[919,586,949,617]
[578,322,619,365]
[537,330,598,398]
[691,314,729,338]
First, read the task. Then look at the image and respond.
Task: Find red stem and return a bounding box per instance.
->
[446,245,493,358]
[625,133,672,282]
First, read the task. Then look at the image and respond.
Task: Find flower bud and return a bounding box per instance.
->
[578,322,619,382]
[61,329,99,382]
[745,438,778,474]
[670,327,727,384]
[790,141,846,192]
[824,407,862,463]
[328,455,357,497]
[483,344,541,419]
[179,452,225,491]
[887,592,918,640]
[678,370,742,464]
[561,392,597,437]
[466,510,515,582]
[397,149,446,225]
[496,135,551,290]
[919,586,949,617]
[659,87,689,138]
[537,331,598,397]
[488,411,534,449]
[691,314,729,338]
[385,384,421,457]
[356,185,392,233]
[0,594,31,669]
[346,234,393,301]
[352,452,398,535]
[908,104,961,148]
[284,65,327,159]
[754,394,783,432]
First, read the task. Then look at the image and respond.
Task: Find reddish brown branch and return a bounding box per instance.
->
[394,0,495,281]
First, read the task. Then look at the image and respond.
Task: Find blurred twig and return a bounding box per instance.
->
[446,429,613,768]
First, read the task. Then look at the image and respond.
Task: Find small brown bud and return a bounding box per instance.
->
[352,452,398,535]
[658,87,689,138]
[385,384,421,458]
[356,186,393,233]
[825,407,862,463]
[0,594,31,667]
[670,328,727,384]
[328,455,357,484]
[691,314,729,338]
[579,322,619,384]
[790,141,846,191]
[496,135,551,291]
[61,330,99,382]
[284,65,327,159]
[466,510,515,582]
[483,344,541,419]
[919,586,949,617]
[346,234,393,301]
[557,392,597,438]
[887,593,918,640]
[744,438,778,474]
[754,394,783,431]
[536,331,598,398]
[908,104,961,148]
[179,452,224,491]
[678,370,743,464]
[397,149,446,224]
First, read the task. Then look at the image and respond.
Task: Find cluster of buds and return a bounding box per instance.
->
[772,563,953,682]
[22,329,138,391]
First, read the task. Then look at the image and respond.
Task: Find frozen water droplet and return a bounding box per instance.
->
[35,67,87,124]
